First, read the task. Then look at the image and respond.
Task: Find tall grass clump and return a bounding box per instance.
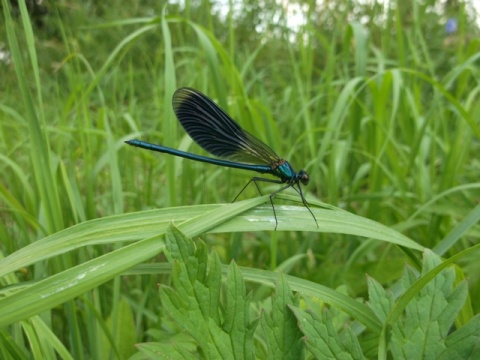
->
[0,0,479,358]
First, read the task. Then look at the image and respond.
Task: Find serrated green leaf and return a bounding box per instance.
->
[290,306,363,360]
[135,342,198,360]
[160,275,215,357]
[223,261,255,360]
[196,241,208,285]
[438,314,480,360]
[157,224,258,359]
[261,273,304,359]
[239,266,382,333]
[161,226,218,357]
[388,251,473,360]
[205,319,233,359]
[203,251,222,324]
[342,326,367,360]
[438,281,468,335]
[367,275,395,323]
[165,225,197,284]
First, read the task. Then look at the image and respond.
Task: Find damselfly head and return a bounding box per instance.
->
[298,170,309,185]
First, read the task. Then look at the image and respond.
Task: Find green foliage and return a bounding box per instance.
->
[1,0,479,358]
[139,225,479,359]
[369,250,480,359]
[261,274,304,359]
[157,225,256,359]
[289,307,364,359]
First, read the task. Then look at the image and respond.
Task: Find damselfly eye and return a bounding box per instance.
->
[299,170,309,185]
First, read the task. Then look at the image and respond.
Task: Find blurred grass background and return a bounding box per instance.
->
[1,0,479,357]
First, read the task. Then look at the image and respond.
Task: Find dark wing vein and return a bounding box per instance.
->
[173,88,280,165]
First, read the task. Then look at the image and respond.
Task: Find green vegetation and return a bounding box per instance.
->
[1,0,479,358]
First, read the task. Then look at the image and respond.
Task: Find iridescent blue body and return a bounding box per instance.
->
[126,87,317,229]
